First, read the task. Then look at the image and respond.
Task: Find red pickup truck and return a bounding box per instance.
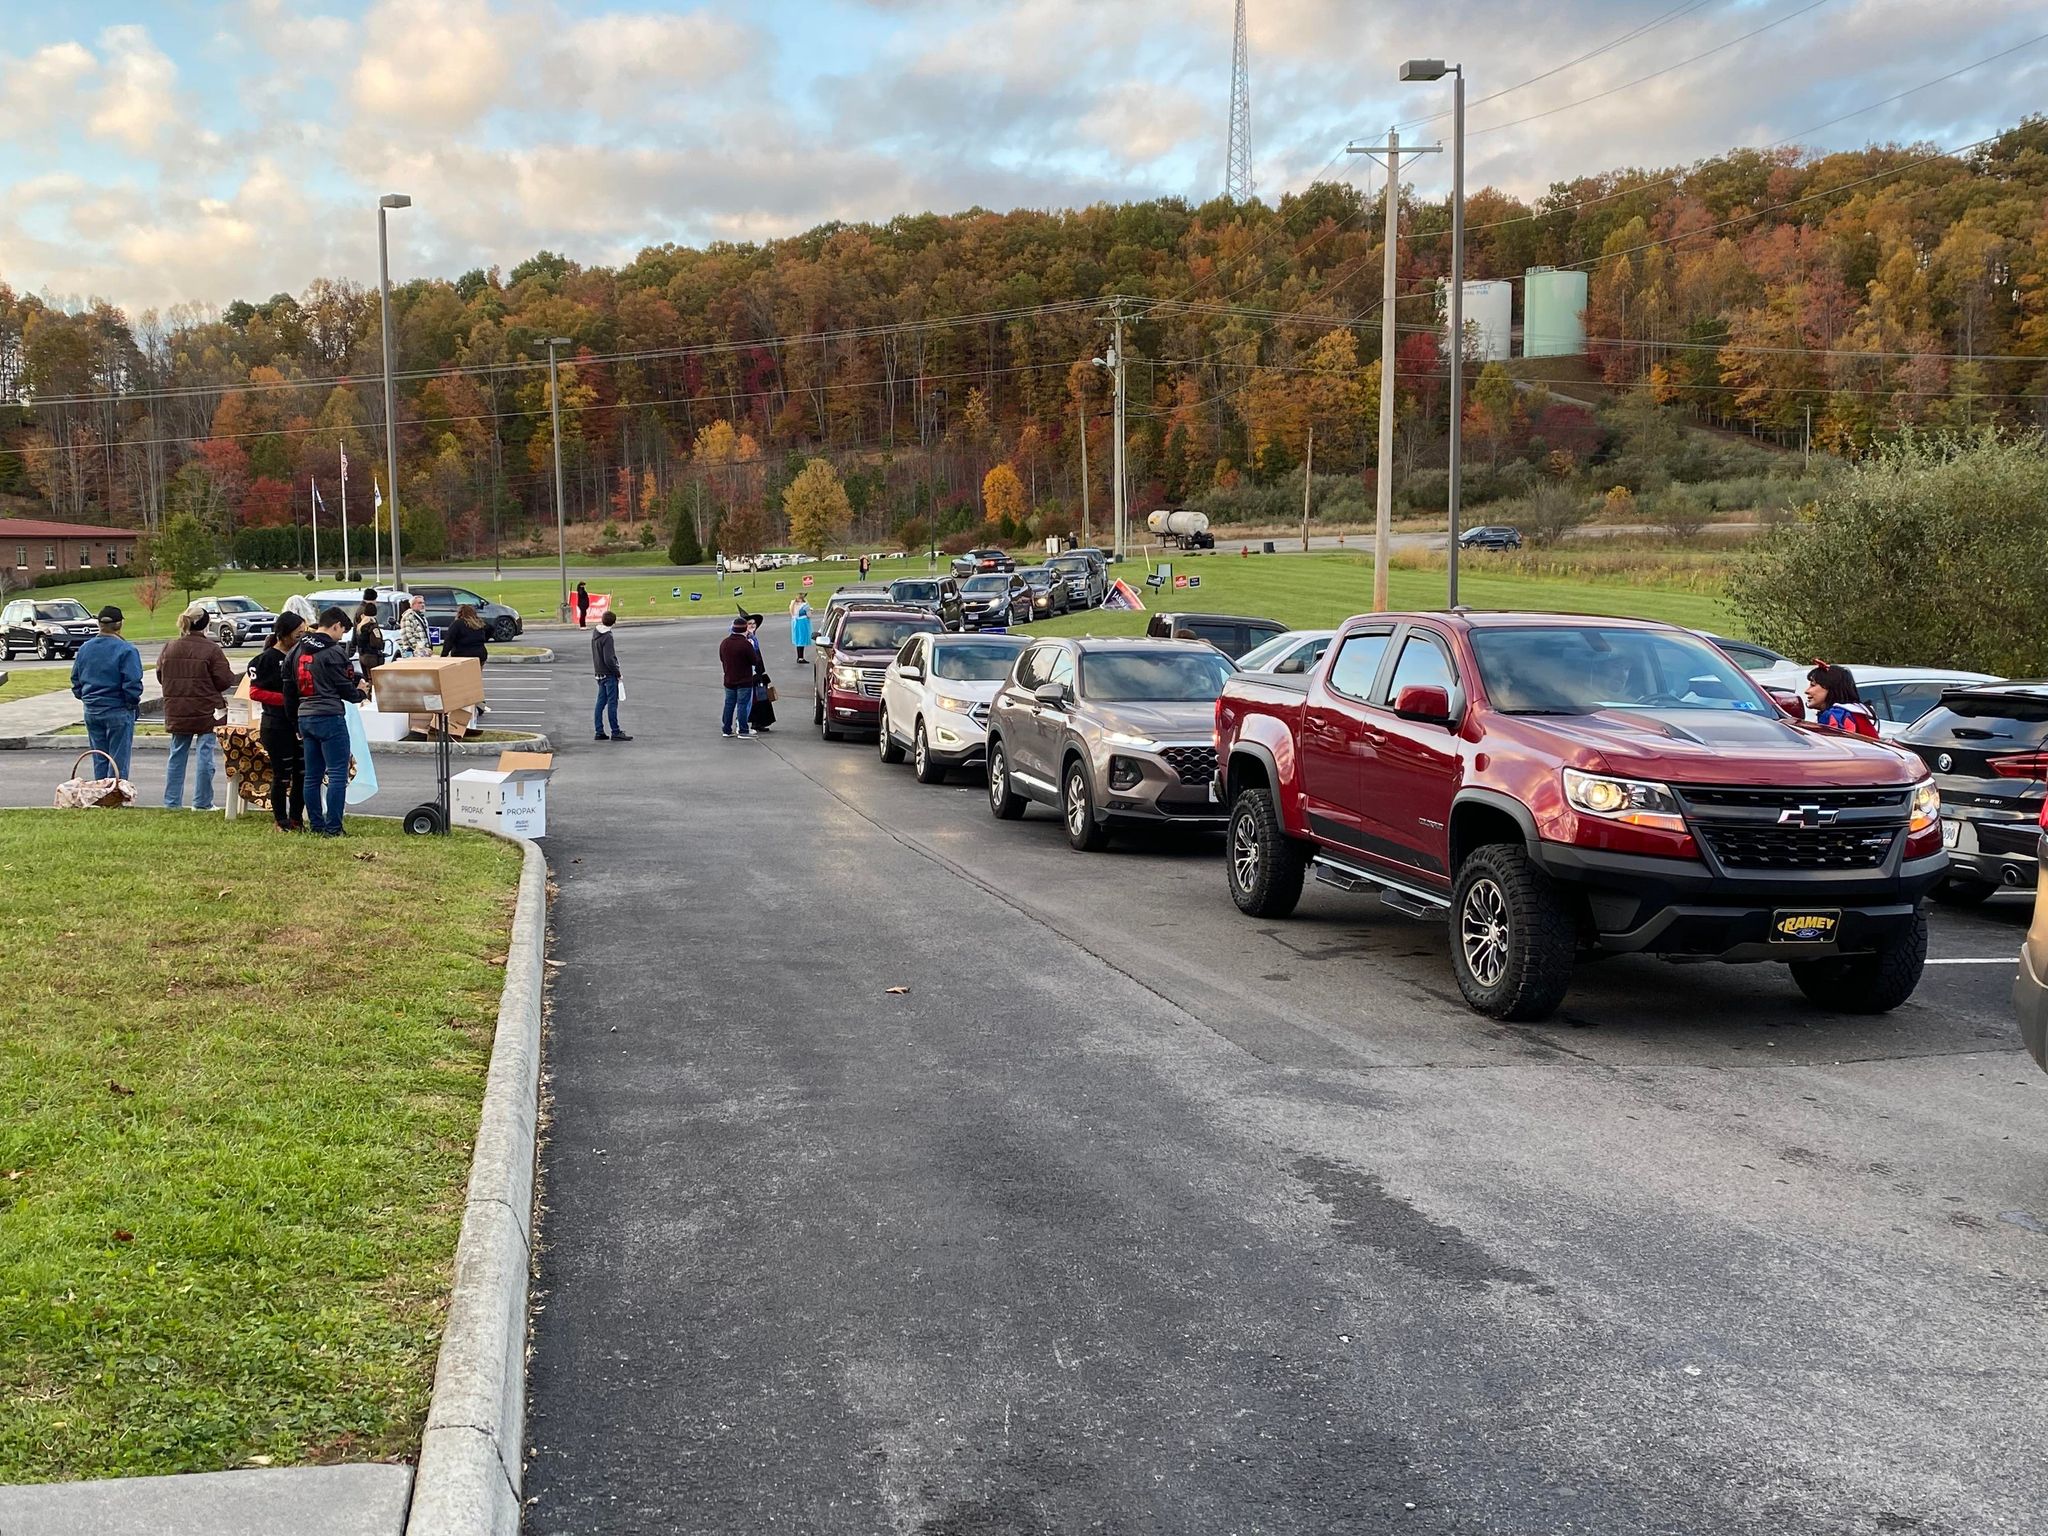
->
[1215,611,1946,1021]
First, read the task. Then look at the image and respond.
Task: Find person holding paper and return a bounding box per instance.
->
[591,610,630,741]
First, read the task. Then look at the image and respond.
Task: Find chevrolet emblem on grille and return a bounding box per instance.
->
[1776,804,1838,827]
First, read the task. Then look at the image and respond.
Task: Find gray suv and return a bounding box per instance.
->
[984,637,1234,850]
[410,585,524,642]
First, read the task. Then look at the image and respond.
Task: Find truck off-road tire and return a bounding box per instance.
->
[877,705,905,763]
[1931,876,1996,908]
[1789,910,1928,1014]
[912,720,946,784]
[1449,843,1575,1022]
[1227,787,1306,918]
[819,694,841,741]
[1062,756,1108,852]
[986,738,1026,820]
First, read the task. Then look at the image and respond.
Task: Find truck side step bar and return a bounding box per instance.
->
[1311,855,1451,917]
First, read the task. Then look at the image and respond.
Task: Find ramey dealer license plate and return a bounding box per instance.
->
[1771,910,1842,944]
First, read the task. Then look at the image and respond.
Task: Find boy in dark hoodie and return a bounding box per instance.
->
[296,606,370,836]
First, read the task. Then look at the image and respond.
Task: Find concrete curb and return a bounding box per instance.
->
[489,650,554,666]
[0,733,553,755]
[404,833,547,1536]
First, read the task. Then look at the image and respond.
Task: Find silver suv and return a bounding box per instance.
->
[984,637,1233,850]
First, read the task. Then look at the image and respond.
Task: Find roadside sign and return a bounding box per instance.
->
[672,586,682,597]
[732,587,743,597]
[1188,575,1202,588]
[801,576,814,588]
[775,581,786,592]
[585,593,613,622]
[689,592,702,602]
[1173,575,1189,589]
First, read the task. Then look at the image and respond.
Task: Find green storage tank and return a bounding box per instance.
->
[1523,267,1588,357]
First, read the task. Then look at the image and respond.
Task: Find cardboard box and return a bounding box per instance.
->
[224,673,256,727]
[372,656,486,714]
[408,707,474,739]
[451,750,554,838]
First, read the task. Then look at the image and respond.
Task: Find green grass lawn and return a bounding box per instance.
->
[28,544,1733,644]
[1034,549,1734,638]
[0,670,74,705]
[0,811,522,1482]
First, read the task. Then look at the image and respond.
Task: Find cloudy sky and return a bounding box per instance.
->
[2,0,2043,313]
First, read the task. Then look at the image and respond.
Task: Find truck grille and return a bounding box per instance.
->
[1699,824,1897,870]
[859,670,886,697]
[1161,745,1218,785]
[1678,786,1908,812]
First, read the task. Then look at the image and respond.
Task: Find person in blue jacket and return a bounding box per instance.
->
[69,605,144,778]
[790,596,813,662]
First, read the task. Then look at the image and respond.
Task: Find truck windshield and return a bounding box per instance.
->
[1081,651,1235,702]
[838,617,940,650]
[890,582,937,601]
[932,641,1024,682]
[1470,627,1772,716]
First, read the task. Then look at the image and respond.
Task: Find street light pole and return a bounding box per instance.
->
[547,338,573,622]
[1402,59,1466,607]
[377,193,411,592]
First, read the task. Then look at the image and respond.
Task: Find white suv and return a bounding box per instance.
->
[877,631,1029,782]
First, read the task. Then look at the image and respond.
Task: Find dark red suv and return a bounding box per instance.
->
[1216,611,1946,1021]
[812,606,945,741]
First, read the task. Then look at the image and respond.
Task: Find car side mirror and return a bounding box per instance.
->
[1033,681,1069,707]
[1392,684,1454,724]
[1275,657,1304,674]
[1767,687,1806,721]
[900,665,923,682]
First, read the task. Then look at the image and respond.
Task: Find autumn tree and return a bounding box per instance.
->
[982,463,1026,528]
[147,512,220,602]
[784,458,852,557]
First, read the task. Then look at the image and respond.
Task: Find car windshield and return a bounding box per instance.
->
[932,641,1024,682]
[890,582,938,601]
[1471,627,1773,716]
[1237,631,1316,670]
[961,576,1010,594]
[838,617,940,650]
[36,602,90,621]
[216,598,261,613]
[1081,650,1236,702]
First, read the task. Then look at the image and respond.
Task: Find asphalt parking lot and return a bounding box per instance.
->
[6,615,2043,1533]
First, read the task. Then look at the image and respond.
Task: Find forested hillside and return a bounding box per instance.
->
[1,119,2043,561]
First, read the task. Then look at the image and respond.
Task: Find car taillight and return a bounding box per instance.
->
[1990,752,2048,780]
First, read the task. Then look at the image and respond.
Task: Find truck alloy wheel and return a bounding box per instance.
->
[1448,844,1574,1022]
[986,741,1026,820]
[1227,787,1305,918]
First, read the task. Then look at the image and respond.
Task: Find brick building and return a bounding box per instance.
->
[1,518,139,583]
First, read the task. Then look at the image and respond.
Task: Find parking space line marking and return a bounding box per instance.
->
[1924,958,2018,966]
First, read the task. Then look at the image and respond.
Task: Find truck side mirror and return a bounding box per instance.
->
[1392,684,1454,724]
[1767,687,1805,721]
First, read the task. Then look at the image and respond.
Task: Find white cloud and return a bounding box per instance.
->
[561,10,757,111]
[349,0,523,132]
[0,41,98,137]
[87,25,180,152]
[1081,81,1210,166]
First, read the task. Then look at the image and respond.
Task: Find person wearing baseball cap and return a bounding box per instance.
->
[70,605,144,779]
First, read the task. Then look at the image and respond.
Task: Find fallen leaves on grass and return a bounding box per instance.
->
[885,986,910,995]
[107,1080,134,1097]
[111,1229,134,1243]
[352,852,377,862]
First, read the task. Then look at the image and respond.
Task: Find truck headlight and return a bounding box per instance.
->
[831,666,859,687]
[1909,778,1940,834]
[1562,768,1685,832]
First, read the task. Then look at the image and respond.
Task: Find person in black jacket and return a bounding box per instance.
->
[441,602,491,717]
[296,607,369,837]
[575,581,590,627]
[353,600,387,676]
[248,612,307,830]
[591,610,629,741]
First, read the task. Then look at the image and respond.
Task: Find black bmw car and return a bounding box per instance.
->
[1897,682,2048,904]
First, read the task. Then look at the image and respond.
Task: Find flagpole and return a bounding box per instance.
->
[340,445,352,585]
[373,479,384,588]
[310,477,321,581]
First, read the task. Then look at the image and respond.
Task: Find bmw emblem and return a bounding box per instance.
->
[1936,753,1953,773]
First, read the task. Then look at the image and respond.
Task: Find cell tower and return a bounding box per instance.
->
[1225,0,1253,202]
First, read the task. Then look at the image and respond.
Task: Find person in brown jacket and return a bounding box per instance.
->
[158,604,237,810]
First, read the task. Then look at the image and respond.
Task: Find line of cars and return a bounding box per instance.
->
[807,589,2047,1037]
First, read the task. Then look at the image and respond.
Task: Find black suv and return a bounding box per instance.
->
[1018,566,1073,618]
[1899,682,2048,904]
[1459,525,1523,550]
[959,573,1033,629]
[1143,612,1288,661]
[409,584,524,642]
[950,547,1017,578]
[1,597,97,660]
[886,576,965,629]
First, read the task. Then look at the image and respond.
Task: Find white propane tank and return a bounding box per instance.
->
[1146,509,1210,538]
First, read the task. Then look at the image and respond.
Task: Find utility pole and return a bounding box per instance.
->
[310,477,321,581]
[547,338,573,621]
[1350,131,1437,611]
[1301,424,1313,552]
[1803,405,1812,473]
[339,444,352,583]
[1111,303,1128,562]
[376,194,410,591]
[1077,399,1091,547]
